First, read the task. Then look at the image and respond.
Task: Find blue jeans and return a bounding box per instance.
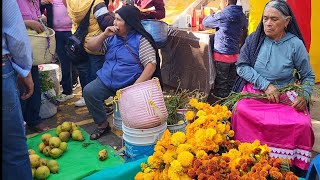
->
[55,31,73,95]
[83,77,115,124]
[20,66,43,127]
[88,54,105,82]
[75,58,91,95]
[2,59,32,180]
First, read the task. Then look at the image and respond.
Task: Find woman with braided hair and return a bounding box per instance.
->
[231,0,315,174]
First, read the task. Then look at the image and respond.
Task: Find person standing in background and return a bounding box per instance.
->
[63,0,115,107]
[2,0,34,179]
[203,0,248,103]
[17,0,50,132]
[122,0,165,20]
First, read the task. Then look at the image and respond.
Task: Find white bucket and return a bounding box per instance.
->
[38,64,61,96]
[113,102,122,130]
[122,122,167,161]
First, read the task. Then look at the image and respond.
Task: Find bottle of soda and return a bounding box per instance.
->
[191,8,197,27]
[198,5,205,31]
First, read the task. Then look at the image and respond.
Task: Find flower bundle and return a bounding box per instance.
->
[134,99,298,180]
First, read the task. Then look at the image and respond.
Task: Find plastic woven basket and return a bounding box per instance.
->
[27,27,56,65]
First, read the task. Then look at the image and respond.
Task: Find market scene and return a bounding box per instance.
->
[2,0,320,179]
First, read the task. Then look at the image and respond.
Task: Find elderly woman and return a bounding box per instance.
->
[231,0,315,172]
[83,5,161,140]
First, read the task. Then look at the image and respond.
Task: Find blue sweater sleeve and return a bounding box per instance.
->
[293,39,315,99]
[236,65,270,90]
[202,12,220,28]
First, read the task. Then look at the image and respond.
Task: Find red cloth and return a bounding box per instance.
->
[213,52,239,63]
[287,0,311,51]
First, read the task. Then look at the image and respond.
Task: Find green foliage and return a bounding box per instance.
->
[39,71,54,92]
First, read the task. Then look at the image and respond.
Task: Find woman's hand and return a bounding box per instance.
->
[265,84,280,103]
[292,96,307,111]
[17,72,34,100]
[25,20,45,33]
[104,26,119,37]
[41,0,52,5]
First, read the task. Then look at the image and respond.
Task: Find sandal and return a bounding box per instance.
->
[29,123,50,133]
[90,126,111,140]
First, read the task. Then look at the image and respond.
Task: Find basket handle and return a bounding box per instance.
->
[149,78,166,124]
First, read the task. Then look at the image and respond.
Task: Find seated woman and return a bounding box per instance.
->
[83,5,162,140]
[231,0,315,172]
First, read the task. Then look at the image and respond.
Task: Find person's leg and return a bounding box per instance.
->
[21,66,48,131]
[2,60,32,180]
[212,61,232,98]
[83,77,115,139]
[227,63,237,94]
[87,54,105,82]
[74,57,91,107]
[72,65,79,90]
[55,31,72,95]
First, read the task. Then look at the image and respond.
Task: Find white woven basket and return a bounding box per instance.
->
[27,28,56,66]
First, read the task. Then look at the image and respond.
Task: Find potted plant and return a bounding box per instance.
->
[39,71,58,119]
[164,87,206,133]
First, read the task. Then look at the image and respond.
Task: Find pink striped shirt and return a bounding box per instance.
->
[52,0,72,31]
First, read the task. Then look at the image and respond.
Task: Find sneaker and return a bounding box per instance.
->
[56,94,74,103]
[72,82,80,91]
[75,97,86,107]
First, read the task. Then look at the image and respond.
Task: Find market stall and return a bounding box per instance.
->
[160,27,215,94]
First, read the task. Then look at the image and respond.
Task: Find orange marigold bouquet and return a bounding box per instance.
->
[134,99,298,180]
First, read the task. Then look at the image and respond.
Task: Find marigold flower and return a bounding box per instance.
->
[177,151,194,167]
[227,130,235,138]
[147,156,154,166]
[134,172,144,180]
[170,160,183,173]
[154,144,166,153]
[171,132,186,146]
[270,171,283,180]
[143,172,154,180]
[196,150,208,160]
[176,143,192,154]
[189,98,198,107]
[185,111,195,121]
[217,123,226,133]
[196,110,206,117]
[168,168,180,180]
[259,170,268,177]
[163,150,176,164]
[140,163,148,170]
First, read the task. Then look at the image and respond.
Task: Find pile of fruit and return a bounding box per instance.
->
[28,149,59,180]
[38,122,84,159]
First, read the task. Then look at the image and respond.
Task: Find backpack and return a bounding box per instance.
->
[65,0,95,63]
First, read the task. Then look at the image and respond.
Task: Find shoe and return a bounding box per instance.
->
[90,125,111,140]
[72,82,80,91]
[105,106,114,116]
[56,94,74,103]
[75,97,86,107]
[29,123,50,133]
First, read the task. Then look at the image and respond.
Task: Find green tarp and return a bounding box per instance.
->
[27,128,125,180]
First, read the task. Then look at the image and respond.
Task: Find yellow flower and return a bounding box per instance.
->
[163,150,176,164]
[144,167,152,173]
[140,163,148,170]
[217,123,226,133]
[177,151,194,167]
[154,144,166,153]
[171,132,186,146]
[205,128,217,140]
[189,98,198,107]
[185,111,195,121]
[213,133,223,144]
[134,172,144,180]
[176,143,192,154]
[179,173,192,180]
[170,160,183,173]
[147,156,154,166]
[196,110,206,117]
[168,168,180,180]
[196,150,208,160]
[228,130,235,137]
[143,172,154,180]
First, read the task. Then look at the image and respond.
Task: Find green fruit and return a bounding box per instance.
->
[56,125,62,136]
[59,142,68,152]
[28,149,36,155]
[72,130,84,141]
[38,142,46,153]
[32,168,36,178]
[49,137,61,148]
[70,125,79,133]
[39,158,47,166]
[61,122,72,132]
[41,134,52,146]
[42,146,51,157]
[47,160,59,173]
[35,166,50,180]
[58,131,70,142]
[49,148,63,159]
[29,154,40,168]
